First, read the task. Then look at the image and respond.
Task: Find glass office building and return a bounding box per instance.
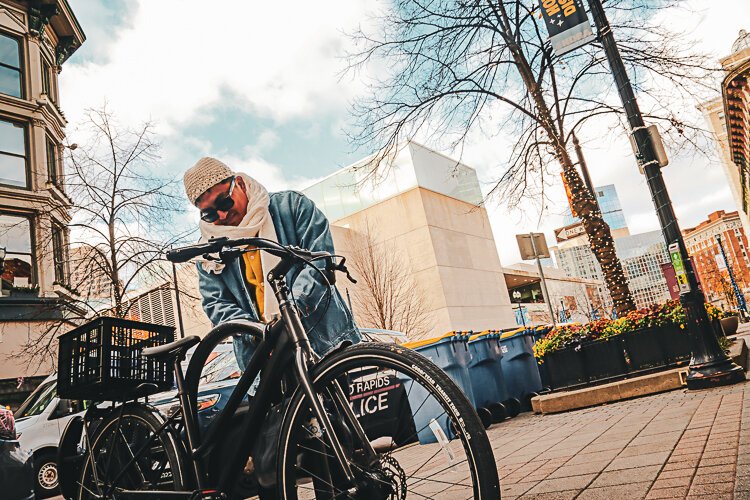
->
[555,230,671,309]
[563,184,628,230]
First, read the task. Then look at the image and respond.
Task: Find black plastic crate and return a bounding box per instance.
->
[58,317,175,401]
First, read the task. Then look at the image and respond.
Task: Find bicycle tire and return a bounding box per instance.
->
[77,403,188,499]
[276,342,500,499]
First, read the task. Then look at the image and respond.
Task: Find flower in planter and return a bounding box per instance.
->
[532,298,733,359]
[705,303,729,321]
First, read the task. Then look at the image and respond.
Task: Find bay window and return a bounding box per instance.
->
[0,118,27,187]
[0,32,22,98]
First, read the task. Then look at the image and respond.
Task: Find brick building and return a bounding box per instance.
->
[684,210,750,310]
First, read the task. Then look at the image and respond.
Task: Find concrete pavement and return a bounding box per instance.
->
[489,376,750,499]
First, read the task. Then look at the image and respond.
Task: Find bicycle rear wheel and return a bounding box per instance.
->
[77,403,188,499]
[277,343,500,499]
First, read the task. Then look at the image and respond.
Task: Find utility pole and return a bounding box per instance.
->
[172,261,185,339]
[587,0,744,388]
[529,234,557,327]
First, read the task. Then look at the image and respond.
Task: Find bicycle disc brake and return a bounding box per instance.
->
[351,455,406,500]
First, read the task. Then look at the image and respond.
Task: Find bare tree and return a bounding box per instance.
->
[17,105,193,366]
[347,222,433,339]
[346,0,718,316]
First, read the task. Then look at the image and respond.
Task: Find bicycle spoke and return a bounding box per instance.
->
[283,353,488,499]
[77,409,182,499]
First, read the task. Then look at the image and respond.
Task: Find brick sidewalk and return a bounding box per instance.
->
[486,377,750,499]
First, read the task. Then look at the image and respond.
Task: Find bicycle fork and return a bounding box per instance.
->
[276,272,377,492]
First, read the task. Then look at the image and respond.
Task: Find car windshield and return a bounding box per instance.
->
[15,380,56,419]
[199,345,241,385]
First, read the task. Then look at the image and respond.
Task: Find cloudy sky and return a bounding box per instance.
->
[60,0,750,265]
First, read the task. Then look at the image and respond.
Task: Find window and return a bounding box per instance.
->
[46,136,57,184]
[0,118,26,187]
[0,32,21,98]
[0,213,34,294]
[41,57,56,103]
[52,223,66,284]
[41,58,50,96]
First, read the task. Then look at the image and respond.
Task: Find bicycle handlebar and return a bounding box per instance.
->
[166,236,332,264]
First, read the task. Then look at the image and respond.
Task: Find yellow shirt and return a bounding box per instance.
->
[242,249,264,321]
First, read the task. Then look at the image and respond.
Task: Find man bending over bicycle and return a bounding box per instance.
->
[183,157,361,369]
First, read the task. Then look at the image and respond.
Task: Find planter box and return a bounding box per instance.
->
[540,324,695,392]
[543,346,587,390]
[622,327,666,373]
[580,338,628,383]
[720,316,739,336]
[658,324,691,366]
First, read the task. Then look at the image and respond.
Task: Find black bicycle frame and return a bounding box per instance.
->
[197,264,361,492]
[183,252,376,491]
[85,249,375,497]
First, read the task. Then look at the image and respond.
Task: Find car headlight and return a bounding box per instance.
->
[154,393,221,417]
[196,394,221,412]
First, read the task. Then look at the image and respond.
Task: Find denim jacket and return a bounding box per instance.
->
[197,190,360,369]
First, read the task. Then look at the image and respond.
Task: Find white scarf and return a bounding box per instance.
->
[198,173,280,320]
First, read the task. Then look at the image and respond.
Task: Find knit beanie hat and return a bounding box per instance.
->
[183,157,234,205]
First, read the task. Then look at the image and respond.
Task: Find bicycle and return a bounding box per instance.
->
[59,236,501,499]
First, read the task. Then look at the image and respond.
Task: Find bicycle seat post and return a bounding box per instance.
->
[173,355,205,488]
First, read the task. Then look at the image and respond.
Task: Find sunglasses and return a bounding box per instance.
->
[200,177,236,223]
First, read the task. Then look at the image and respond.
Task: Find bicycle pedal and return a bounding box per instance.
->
[189,489,227,500]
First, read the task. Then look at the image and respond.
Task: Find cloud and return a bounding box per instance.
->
[61,0,371,134]
[59,0,749,270]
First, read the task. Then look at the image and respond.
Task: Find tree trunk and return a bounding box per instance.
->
[564,166,636,315]
[500,17,636,316]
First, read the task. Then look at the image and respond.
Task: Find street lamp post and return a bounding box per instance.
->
[587,0,744,388]
[512,290,526,328]
[715,234,748,317]
[0,246,5,297]
[560,299,567,324]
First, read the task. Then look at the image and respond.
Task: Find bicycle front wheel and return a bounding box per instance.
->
[77,403,188,499]
[277,342,500,499]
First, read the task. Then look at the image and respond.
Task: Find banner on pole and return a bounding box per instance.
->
[560,171,578,217]
[539,0,596,56]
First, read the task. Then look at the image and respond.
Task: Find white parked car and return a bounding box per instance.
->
[14,374,88,498]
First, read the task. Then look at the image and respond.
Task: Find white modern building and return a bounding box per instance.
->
[303,142,516,339]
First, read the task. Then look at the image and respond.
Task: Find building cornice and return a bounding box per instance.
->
[21,0,85,65]
[684,214,741,242]
[721,58,750,214]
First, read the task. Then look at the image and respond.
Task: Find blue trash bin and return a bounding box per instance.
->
[467,332,519,421]
[498,330,543,411]
[404,333,475,444]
